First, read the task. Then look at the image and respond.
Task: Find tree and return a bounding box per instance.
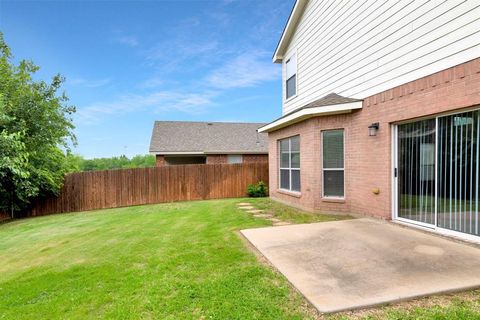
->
[0,33,76,217]
[64,154,156,172]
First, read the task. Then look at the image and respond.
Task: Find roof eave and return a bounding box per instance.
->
[258,101,363,133]
[272,0,308,63]
[150,151,268,155]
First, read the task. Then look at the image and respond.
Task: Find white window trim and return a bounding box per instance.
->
[321,129,346,199]
[284,49,298,102]
[278,135,301,193]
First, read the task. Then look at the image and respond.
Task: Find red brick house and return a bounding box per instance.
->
[149,121,268,166]
[259,0,480,241]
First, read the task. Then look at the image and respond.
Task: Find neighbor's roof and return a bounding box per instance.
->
[149,121,268,154]
[273,0,308,63]
[258,93,363,133]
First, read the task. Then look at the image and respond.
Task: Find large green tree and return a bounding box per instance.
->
[0,33,76,217]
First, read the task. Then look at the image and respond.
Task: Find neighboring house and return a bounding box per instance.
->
[259,0,480,241]
[149,121,268,166]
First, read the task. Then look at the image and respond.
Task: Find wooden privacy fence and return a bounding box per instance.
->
[26,163,269,216]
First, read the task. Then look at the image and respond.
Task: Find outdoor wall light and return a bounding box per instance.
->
[368,122,380,136]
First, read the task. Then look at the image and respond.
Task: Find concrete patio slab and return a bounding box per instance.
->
[241,218,480,313]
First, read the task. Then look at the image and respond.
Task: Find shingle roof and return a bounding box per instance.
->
[258,93,363,133]
[149,121,268,154]
[283,93,362,118]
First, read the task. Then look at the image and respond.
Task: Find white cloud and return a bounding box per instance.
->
[115,36,138,47]
[68,77,111,88]
[205,51,280,89]
[145,39,220,73]
[139,77,165,89]
[77,90,218,124]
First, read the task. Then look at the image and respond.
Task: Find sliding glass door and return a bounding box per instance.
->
[397,119,436,226]
[437,110,480,236]
[396,109,480,237]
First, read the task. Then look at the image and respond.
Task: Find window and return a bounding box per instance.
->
[285,53,297,99]
[279,135,300,192]
[227,154,243,164]
[322,130,344,198]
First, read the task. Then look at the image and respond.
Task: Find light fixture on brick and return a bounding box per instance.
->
[368,122,380,136]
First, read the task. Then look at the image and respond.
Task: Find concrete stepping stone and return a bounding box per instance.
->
[269,218,282,223]
[238,206,255,210]
[273,221,292,226]
[237,202,252,206]
[246,209,264,214]
[253,214,274,218]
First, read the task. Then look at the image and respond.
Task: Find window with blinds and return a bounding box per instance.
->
[322,130,345,198]
[437,110,480,235]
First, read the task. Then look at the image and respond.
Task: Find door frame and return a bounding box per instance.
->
[391,121,436,229]
[391,108,480,242]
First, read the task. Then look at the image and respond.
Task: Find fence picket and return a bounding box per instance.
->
[23,163,268,216]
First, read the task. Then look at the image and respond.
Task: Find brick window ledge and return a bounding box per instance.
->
[277,189,302,198]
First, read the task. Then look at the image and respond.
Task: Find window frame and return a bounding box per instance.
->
[321,129,345,199]
[227,154,243,164]
[278,135,301,193]
[284,50,297,101]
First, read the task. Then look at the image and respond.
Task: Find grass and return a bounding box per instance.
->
[329,290,480,320]
[247,198,352,224]
[0,198,316,320]
[1,197,479,319]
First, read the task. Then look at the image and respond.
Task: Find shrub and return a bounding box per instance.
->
[247,181,268,197]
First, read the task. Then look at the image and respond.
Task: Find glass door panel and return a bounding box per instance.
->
[437,110,480,236]
[398,119,436,225]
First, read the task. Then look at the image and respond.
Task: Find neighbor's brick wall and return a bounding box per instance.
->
[269,57,480,219]
[156,155,166,167]
[243,154,268,163]
[157,154,268,166]
[206,154,228,164]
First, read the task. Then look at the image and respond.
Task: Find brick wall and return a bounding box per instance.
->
[156,155,165,167]
[268,57,480,218]
[157,154,268,165]
[243,154,268,163]
[206,154,228,164]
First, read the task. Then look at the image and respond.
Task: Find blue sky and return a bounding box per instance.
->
[0,0,293,158]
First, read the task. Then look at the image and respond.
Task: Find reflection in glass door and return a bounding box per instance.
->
[397,119,436,225]
[396,109,480,237]
[437,110,480,236]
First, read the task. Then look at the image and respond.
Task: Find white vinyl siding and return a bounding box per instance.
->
[227,155,243,164]
[282,0,480,115]
[279,136,300,192]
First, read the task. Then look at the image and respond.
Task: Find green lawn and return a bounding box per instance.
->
[249,198,352,224]
[0,198,321,320]
[1,198,479,319]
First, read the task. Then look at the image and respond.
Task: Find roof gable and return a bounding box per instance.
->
[273,0,308,63]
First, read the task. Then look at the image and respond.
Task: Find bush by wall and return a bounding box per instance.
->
[247,181,268,197]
